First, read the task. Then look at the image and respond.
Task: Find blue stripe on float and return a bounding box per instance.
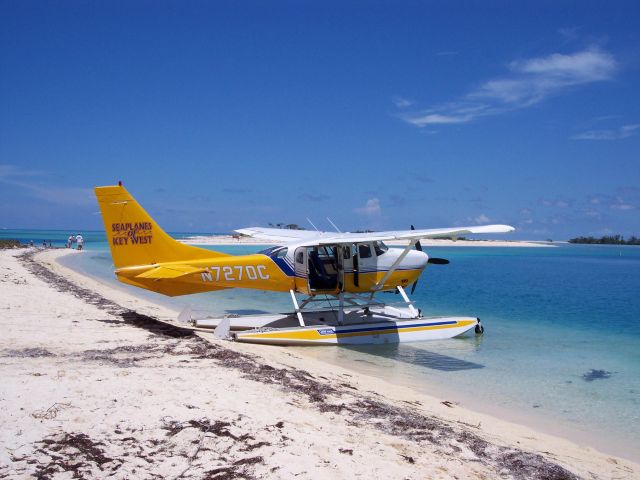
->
[334,320,458,335]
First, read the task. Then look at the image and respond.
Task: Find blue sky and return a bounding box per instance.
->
[1,1,639,239]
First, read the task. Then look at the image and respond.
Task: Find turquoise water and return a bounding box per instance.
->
[5,230,639,458]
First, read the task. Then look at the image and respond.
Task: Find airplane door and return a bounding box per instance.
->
[356,243,377,289]
[293,247,309,294]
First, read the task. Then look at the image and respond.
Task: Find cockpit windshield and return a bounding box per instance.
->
[259,246,288,258]
[374,241,388,256]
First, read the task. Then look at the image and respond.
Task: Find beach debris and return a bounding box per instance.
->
[441,400,455,408]
[400,454,415,464]
[1,347,56,358]
[339,448,354,455]
[79,344,161,368]
[31,402,73,420]
[31,432,116,479]
[240,441,271,452]
[582,369,613,382]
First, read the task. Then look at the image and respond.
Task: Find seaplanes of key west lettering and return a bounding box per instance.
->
[111,222,153,246]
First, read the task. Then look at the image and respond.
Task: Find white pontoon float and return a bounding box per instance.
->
[182,288,482,346]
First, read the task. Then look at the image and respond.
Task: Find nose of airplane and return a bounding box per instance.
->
[407,249,430,269]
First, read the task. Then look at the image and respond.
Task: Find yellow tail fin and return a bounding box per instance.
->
[94,185,227,269]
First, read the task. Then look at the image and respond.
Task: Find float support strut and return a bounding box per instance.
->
[290,290,305,327]
[397,285,419,318]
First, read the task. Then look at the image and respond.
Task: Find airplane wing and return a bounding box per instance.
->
[234,228,326,243]
[235,224,515,246]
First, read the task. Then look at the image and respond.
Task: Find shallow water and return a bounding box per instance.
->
[6,229,638,458]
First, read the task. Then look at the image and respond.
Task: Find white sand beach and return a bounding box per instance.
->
[180,234,554,247]
[1,247,636,479]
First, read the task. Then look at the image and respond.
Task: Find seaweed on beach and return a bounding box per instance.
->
[18,415,271,480]
[1,347,56,358]
[161,417,253,441]
[79,344,162,368]
[31,432,117,479]
[175,340,340,404]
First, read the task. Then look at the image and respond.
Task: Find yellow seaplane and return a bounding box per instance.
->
[95,184,514,345]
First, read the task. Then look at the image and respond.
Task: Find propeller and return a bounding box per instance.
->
[410,225,449,294]
[428,257,450,265]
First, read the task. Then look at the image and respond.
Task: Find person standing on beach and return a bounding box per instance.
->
[76,233,84,250]
[67,235,73,248]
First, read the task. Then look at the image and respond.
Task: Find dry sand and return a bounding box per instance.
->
[0,248,636,479]
[179,234,554,247]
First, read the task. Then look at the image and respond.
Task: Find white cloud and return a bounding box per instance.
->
[510,48,615,81]
[354,198,381,215]
[571,124,640,141]
[610,203,636,211]
[0,163,93,206]
[403,112,474,127]
[541,198,571,208]
[0,164,45,179]
[392,96,413,108]
[474,214,491,223]
[399,46,617,127]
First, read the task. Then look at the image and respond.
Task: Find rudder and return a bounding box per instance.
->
[94,185,226,269]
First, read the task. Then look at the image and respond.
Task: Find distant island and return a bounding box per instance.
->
[569,235,640,245]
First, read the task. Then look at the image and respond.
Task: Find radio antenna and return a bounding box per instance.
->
[306,218,319,231]
[327,217,341,233]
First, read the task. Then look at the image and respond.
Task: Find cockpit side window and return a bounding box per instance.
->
[296,251,304,264]
[276,248,288,258]
[358,244,372,258]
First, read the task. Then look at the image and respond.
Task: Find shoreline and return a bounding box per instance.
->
[179,234,555,247]
[1,248,637,479]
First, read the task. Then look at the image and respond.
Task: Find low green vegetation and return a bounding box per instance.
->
[267,223,305,230]
[0,239,22,249]
[569,235,640,245]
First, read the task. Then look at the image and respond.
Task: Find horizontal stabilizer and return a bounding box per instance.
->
[135,265,204,279]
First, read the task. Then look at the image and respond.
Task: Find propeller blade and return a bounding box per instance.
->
[411,225,423,251]
[427,257,450,265]
[409,225,423,294]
